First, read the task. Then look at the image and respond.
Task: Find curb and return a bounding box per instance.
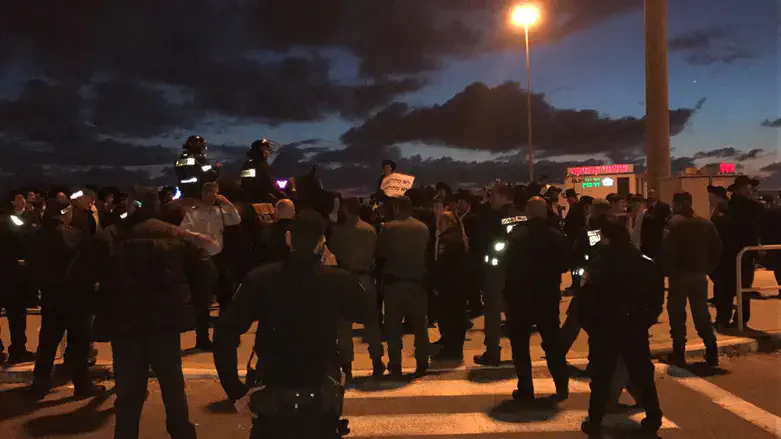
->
[4,334,780,384]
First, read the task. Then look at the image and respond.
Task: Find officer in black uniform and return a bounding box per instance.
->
[579,219,664,436]
[28,198,105,399]
[503,197,570,400]
[213,210,376,439]
[175,135,220,199]
[475,184,522,366]
[0,191,38,364]
[241,138,285,203]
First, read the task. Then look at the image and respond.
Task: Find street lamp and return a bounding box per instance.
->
[510,3,541,182]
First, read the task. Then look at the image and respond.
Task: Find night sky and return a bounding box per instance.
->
[0,0,778,193]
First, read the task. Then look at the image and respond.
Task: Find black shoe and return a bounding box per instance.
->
[372,360,386,378]
[74,384,107,399]
[414,362,428,378]
[29,383,50,401]
[195,339,213,352]
[7,350,36,365]
[554,379,569,401]
[641,416,663,433]
[341,363,353,381]
[432,338,445,346]
[474,352,500,367]
[0,351,7,365]
[465,319,474,330]
[705,343,719,367]
[512,389,535,401]
[581,418,603,437]
[389,364,403,379]
[668,346,686,367]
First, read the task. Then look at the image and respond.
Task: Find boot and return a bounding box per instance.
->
[641,415,663,433]
[705,342,720,367]
[554,377,569,401]
[341,363,353,381]
[74,383,107,399]
[580,417,603,437]
[195,338,213,352]
[474,351,501,367]
[389,364,403,379]
[7,349,36,365]
[668,344,686,367]
[372,359,386,378]
[414,360,429,378]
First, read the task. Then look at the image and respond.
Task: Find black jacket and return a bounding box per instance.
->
[29,220,83,303]
[213,252,374,399]
[74,216,217,340]
[579,243,665,334]
[432,230,469,294]
[241,159,284,203]
[503,217,570,307]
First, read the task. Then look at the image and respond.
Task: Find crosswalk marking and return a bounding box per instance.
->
[657,363,781,437]
[347,411,678,437]
[346,378,590,399]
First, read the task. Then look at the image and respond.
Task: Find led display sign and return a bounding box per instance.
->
[568,164,633,176]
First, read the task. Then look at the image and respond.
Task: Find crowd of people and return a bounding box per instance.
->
[0,148,776,438]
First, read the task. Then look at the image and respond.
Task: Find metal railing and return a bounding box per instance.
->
[736,245,781,331]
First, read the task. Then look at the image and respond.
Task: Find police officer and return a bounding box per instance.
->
[475,184,522,366]
[328,197,386,378]
[376,196,431,377]
[74,187,217,439]
[241,138,285,203]
[175,135,220,199]
[213,210,375,438]
[503,197,570,400]
[28,198,105,399]
[579,219,664,436]
[0,192,38,364]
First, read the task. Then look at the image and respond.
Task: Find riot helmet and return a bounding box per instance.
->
[183,135,208,156]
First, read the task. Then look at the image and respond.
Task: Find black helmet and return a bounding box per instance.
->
[183,135,207,154]
[250,138,276,154]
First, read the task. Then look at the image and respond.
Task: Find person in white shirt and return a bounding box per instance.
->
[180,182,242,350]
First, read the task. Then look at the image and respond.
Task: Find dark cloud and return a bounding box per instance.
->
[91,82,197,138]
[340,82,698,158]
[761,118,781,128]
[761,163,781,173]
[692,147,763,161]
[0,139,175,169]
[669,26,755,66]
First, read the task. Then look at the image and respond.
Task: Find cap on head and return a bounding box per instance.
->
[672,192,693,206]
[290,209,326,252]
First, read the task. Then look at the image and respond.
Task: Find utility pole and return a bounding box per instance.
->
[644,0,671,192]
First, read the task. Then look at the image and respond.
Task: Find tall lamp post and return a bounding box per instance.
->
[510,3,541,183]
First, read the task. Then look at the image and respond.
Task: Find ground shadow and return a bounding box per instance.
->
[467,367,517,383]
[487,397,560,423]
[22,388,116,437]
[180,347,209,358]
[205,398,239,414]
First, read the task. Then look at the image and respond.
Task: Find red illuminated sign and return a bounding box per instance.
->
[567,164,632,176]
[719,163,736,174]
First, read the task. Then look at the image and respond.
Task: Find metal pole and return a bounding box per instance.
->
[644,0,671,192]
[525,25,534,182]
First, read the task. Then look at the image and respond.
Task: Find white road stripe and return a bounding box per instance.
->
[346,378,590,399]
[657,363,781,437]
[348,411,678,437]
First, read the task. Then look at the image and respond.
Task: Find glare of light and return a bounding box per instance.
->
[70,190,84,200]
[10,215,24,226]
[241,169,257,178]
[491,258,499,266]
[276,180,289,189]
[181,177,198,184]
[584,254,589,261]
[186,157,196,166]
[120,212,129,219]
[494,242,507,252]
[510,4,541,29]
[172,187,182,200]
[506,225,515,234]
[484,255,490,263]
[577,268,585,276]
[201,165,212,172]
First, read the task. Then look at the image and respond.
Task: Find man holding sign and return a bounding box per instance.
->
[380,173,416,198]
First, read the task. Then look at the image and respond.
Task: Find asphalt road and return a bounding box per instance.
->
[1,352,780,439]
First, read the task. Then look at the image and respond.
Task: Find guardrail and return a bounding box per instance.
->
[736,245,781,331]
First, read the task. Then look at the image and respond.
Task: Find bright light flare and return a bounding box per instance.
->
[510,4,541,29]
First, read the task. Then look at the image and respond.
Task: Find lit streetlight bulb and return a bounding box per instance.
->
[510,4,541,29]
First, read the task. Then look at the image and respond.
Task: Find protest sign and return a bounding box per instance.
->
[381,173,415,197]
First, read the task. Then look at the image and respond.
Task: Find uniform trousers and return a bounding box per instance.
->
[112,333,196,439]
[337,275,384,364]
[384,280,430,367]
